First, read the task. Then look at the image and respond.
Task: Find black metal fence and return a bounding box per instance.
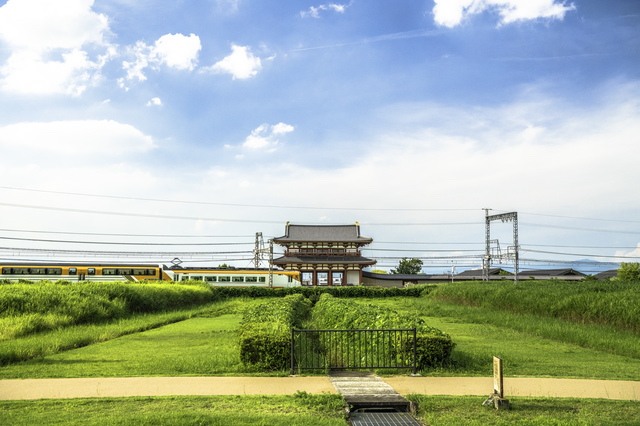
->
[291,328,417,375]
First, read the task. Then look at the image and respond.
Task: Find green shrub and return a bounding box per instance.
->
[208,284,433,301]
[238,294,311,370]
[310,294,454,370]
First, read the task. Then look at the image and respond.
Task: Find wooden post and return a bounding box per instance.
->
[483,356,509,410]
[493,356,504,398]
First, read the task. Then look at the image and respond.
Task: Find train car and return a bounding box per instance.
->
[165,266,301,288]
[0,263,169,282]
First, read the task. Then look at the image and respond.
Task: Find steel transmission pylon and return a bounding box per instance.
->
[483,209,519,283]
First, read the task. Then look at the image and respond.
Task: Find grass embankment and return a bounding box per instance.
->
[0,280,216,366]
[426,280,640,360]
[430,279,640,332]
[360,297,640,380]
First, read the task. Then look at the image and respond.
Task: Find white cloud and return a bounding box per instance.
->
[242,122,294,152]
[153,33,201,70]
[146,97,163,106]
[0,120,155,158]
[0,0,113,95]
[121,34,201,85]
[433,0,576,28]
[301,3,349,18]
[615,244,640,262]
[203,44,262,80]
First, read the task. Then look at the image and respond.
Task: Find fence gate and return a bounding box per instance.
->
[291,328,417,375]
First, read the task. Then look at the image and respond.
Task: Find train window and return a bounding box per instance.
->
[103,269,116,275]
[46,268,62,275]
[258,277,266,283]
[232,276,244,282]
[30,268,46,275]
[88,268,96,275]
[245,276,257,282]
[192,276,203,281]
[205,276,216,282]
[218,276,230,282]
[133,269,146,275]
[147,269,157,276]
[2,267,12,274]
[69,268,77,275]
[119,269,132,275]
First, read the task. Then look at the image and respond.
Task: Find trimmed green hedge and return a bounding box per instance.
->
[312,294,454,369]
[207,284,434,300]
[238,294,311,371]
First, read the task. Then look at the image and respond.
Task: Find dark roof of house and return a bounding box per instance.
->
[455,268,510,277]
[594,269,618,279]
[273,223,373,244]
[362,271,433,281]
[520,268,586,277]
[273,255,376,265]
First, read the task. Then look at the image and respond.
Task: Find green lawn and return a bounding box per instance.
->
[407,395,640,425]
[1,393,347,426]
[2,395,639,425]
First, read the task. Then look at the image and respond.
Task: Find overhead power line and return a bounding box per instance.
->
[0,228,253,238]
[0,186,478,212]
[0,236,253,246]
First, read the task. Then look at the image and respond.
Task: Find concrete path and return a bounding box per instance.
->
[329,371,411,411]
[384,377,640,401]
[0,377,336,400]
[1,376,639,401]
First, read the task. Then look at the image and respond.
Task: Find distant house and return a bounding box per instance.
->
[594,269,618,280]
[273,222,376,286]
[520,268,586,281]
[454,268,510,278]
[362,271,438,288]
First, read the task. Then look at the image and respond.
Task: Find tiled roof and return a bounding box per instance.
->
[273,223,373,243]
[362,271,433,281]
[520,268,586,276]
[455,268,508,276]
[273,255,376,265]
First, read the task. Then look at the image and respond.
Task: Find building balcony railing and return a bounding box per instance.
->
[285,249,360,257]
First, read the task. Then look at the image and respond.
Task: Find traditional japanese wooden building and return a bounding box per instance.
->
[272,222,376,286]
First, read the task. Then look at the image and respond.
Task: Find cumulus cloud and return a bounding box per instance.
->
[0,120,155,158]
[433,0,576,28]
[121,33,201,85]
[242,123,294,152]
[300,3,349,18]
[146,97,163,106]
[0,0,113,95]
[202,44,262,80]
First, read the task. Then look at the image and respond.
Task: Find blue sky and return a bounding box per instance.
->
[0,0,639,272]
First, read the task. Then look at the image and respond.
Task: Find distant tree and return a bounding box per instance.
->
[218,263,229,269]
[617,262,640,281]
[369,269,388,274]
[390,258,423,275]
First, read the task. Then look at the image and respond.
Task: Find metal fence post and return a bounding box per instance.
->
[290,328,295,376]
[412,327,417,375]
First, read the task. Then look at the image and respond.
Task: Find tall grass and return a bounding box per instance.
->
[0,305,218,367]
[0,281,215,340]
[429,279,640,333]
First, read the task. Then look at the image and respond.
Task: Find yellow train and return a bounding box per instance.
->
[0,263,168,282]
[0,263,300,287]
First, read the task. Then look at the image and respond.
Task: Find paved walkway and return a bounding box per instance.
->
[1,376,639,401]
